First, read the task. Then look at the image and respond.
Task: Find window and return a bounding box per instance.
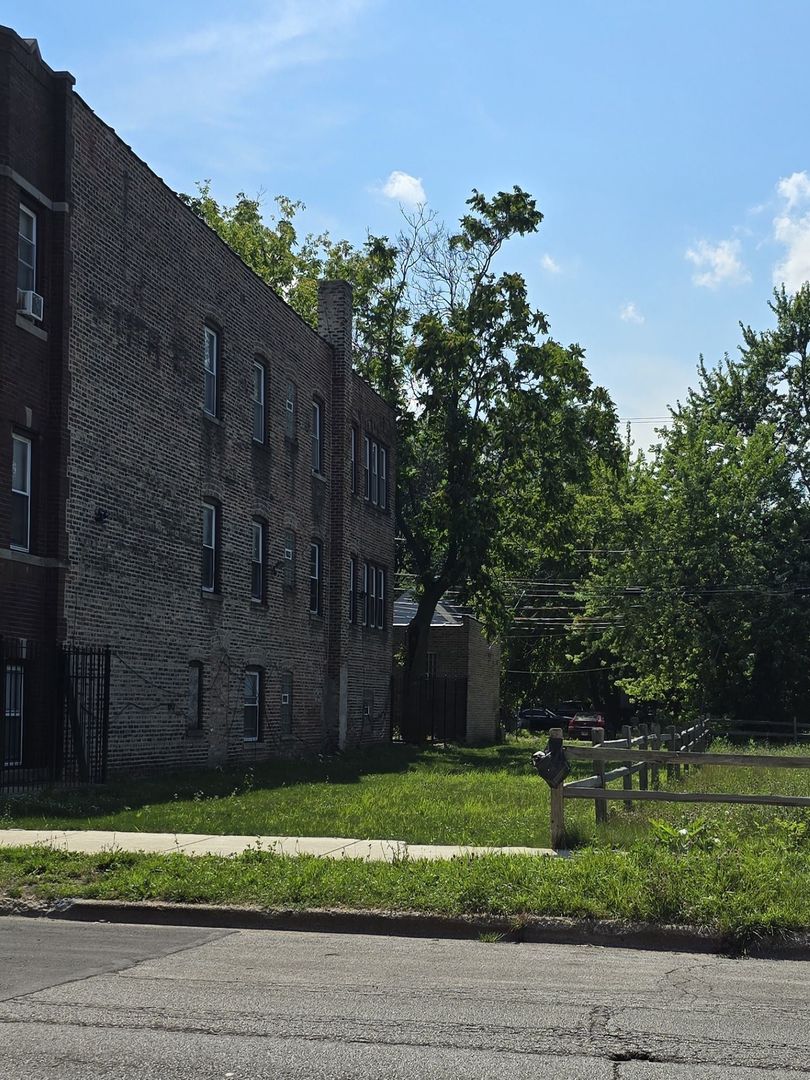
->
[360,561,387,631]
[203,326,219,416]
[285,381,296,440]
[18,206,36,294]
[244,669,261,741]
[202,502,217,592]
[187,663,203,731]
[348,557,356,624]
[251,519,265,602]
[377,567,385,629]
[350,425,358,494]
[281,671,293,736]
[368,563,377,628]
[4,663,23,767]
[371,442,378,505]
[312,399,323,473]
[283,530,295,588]
[363,436,389,509]
[11,435,31,552]
[379,447,387,511]
[252,361,266,443]
[310,540,322,615]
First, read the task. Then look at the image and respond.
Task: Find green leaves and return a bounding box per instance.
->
[575,287,810,721]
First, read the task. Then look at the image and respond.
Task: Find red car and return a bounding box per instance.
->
[568,711,606,739]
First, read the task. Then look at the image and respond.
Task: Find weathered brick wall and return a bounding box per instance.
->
[0,29,72,642]
[60,93,393,772]
[344,375,396,746]
[463,617,500,745]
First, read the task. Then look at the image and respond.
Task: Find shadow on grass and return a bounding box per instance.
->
[0,736,591,827]
[1,742,426,821]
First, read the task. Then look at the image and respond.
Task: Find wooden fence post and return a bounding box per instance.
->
[622,724,633,811]
[550,783,565,849]
[639,723,649,791]
[667,725,678,782]
[549,726,566,849]
[651,722,661,788]
[592,727,607,825]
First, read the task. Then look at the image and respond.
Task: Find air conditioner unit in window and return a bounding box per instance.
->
[17,290,44,321]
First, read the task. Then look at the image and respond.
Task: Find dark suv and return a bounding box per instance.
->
[553,700,589,720]
[516,706,562,733]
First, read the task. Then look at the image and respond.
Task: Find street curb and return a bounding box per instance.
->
[3,898,809,959]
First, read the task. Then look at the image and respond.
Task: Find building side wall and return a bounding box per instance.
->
[0,30,72,642]
[344,375,396,745]
[63,95,388,773]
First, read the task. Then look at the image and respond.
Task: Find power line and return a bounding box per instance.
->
[507,665,618,675]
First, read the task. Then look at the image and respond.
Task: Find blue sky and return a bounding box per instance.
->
[9,0,810,440]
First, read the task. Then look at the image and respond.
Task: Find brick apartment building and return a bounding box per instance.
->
[0,27,395,776]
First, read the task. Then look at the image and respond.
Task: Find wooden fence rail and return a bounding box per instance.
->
[544,720,810,848]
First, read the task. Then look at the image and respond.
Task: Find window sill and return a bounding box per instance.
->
[16,314,48,341]
[201,589,223,602]
[0,548,66,569]
[202,409,224,427]
[250,598,268,609]
[363,499,390,515]
[184,728,206,740]
[311,469,327,483]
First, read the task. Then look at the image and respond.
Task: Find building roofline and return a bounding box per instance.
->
[3,25,395,424]
[0,26,75,84]
[71,89,341,352]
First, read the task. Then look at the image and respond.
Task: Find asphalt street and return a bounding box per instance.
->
[0,916,807,1078]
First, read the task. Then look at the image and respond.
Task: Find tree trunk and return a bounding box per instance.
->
[402,583,445,742]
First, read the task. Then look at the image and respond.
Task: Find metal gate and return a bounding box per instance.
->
[393,673,468,743]
[0,639,110,794]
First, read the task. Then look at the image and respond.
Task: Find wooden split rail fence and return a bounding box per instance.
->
[547,718,810,848]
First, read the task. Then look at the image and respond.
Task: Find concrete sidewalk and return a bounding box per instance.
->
[0,829,555,862]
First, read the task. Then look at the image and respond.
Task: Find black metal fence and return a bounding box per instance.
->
[393,673,468,743]
[0,639,110,794]
[716,716,810,744]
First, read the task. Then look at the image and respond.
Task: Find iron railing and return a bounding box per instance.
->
[0,638,110,794]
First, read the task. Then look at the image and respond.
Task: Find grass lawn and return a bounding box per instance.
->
[1,735,809,942]
[1,735,809,848]
[0,738,581,847]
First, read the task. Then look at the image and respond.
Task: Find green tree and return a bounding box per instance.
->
[379,190,620,720]
[576,291,810,722]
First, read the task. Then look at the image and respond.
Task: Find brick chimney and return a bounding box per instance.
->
[317,280,353,375]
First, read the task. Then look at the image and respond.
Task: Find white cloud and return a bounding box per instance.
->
[773,171,810,290]
[541,253,561,273]
[381,170,426,207]
[777,171,810,210]
[685,238,750,289]
[619,302,644,325]
[108,0,370,134]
